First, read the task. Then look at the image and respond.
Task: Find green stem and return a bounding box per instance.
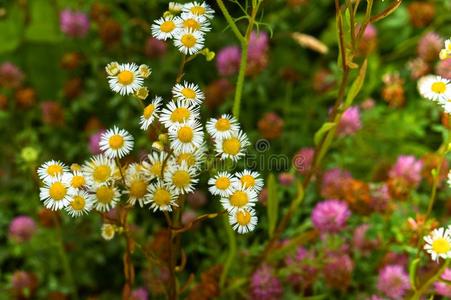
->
[215,0,245,44]
[233,42,248,119]
[220,214,237,288]
[410,260,449,300]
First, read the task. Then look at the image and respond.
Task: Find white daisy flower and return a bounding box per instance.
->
[440,39,451,60]
[107,63,144,96]
[101,223,116,240]
[220,185,258,213]
[229,208,258,234]
[182,1,215,19]
[82,154,117,187]
[172,81,205,105]
[208,171,235,197]
[142,151,171,180]
[418,75,451,103]
[146,180,178,212]
[176,13,211,32]
[66,171,87,195]
[164,162,199,195]
[151,16,178,41]
[173,145,206,170]
[140,96,163,130]
[65,190,93,217]
[37,160,68,183]
[169,2,183,14]
[99,126,134,159]
[159,100,200,129]
[39,175,72,211]
[215,130,250,161]
[124,166,150,207]
[233,170,264,193]
[89,184,121,212]
[173,29,205,55]
[424,227,451,262]
[206,114,239,139]
[443,100,451,114]
[169,121,204,153]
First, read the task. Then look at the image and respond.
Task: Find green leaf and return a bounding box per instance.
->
[0,4,25,54]
[344,59,368,108]
[267,173,278,238]
[409,257,420,291]
[314,122,336,146]
[25,0,60,43]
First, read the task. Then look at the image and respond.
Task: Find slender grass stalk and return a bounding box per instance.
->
[410,260,449,300]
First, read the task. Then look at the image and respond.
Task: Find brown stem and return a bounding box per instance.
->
[120,206,135,300]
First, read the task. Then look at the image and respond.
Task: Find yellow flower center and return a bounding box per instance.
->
[172,170,191,188]
[215,177,230,190]
[109,134,124,150]
[154,188,171,206]
[160,20,175,33]
[143,104,155,119]
[178,126,194,143]
[177,153,196,167]
[181,87,196,99]
[71,163,81,171]
[230,191,248,207]
[223,137,241,155]
[190,6,205,15]
[215,118,231,131]
[236,210,251,225]
[431,82,446,94]
[117,70,134,85]
[70,195,86,211]
[149,162,162,177]
[432,238,451,254]
[47,164,63,176]
[183,18,200,30]
[71,175,85,188]
[240,175,256,188]
[181,34,197,48]
[129,179,147,198]
[49,182,67,201]
[96,186,114,204]
[170,107,191,123]
[93,165,111,182]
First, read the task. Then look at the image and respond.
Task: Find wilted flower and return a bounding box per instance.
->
[61,52,82,70]
[278,172,294,186]
[417,32,443,63]
[131,287,149,300]
[388,155,423,188]
[341,178,373,215]
[407,57,430,80]
[312,68,335,93]
[337,106,361,136]
[144,37,167,59]
[98,18,122,46]
[187,190,207,209]
[204,79,234,110]
[360,98,375,110]
[258,112,284,140]
[11,271,38,299]
[64,77,83,100]
[353,224,378,255]
[37,208,60,228]
[293,147,314,175]
[311,199,351,233]
[370,183,392,213]
[60,9,90,38]
[41,101,65,126]
[376,265,410,299]
[284,247,317,289]
[181,210,197,226]
[15,87,36,109]
[320,167,352,199]
[357,24,377,55]
[382,73,405,108]
[0,62,24,88]
[9,216,37,242]
[247,31,269,76]
[323,252,354,290]
[421,152,449,185]
[434,268,451,297]
[250,264,283,300]
[216,46,241,76]
[436,58,451,79]
[259,188,268,205]
[407,2,435,28]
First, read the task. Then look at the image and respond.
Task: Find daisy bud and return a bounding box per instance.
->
[152,141,164,152]
[135,87,149,100]
[70,163,81,171]
[158,133,168,144]
[105,61,119,76]
[20,146,39,163]
[139,64,151,78]
[101,223,116,240]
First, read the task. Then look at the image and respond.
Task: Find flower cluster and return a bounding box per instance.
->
[423,226,451,262]
[151,2,214,55]
[418,38,451,113]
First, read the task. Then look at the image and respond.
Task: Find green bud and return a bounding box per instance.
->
[21,147,39,163]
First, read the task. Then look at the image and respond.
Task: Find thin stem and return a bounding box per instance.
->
[232,41,249,119]
[410,260,449,300]
[216,0,245,44]
[220,214,237,288]
[176,54,187,83]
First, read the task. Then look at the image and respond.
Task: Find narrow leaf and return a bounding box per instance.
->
[344,59,368,108]
[409,257,420,291]
[314,122,336,146]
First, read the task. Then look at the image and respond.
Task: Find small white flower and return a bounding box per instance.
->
[101,224,116,240]
[140,96,163,130]
[37,160,68,183]
[99,126,134,159]
[169,2,183,14]
[124,165,150,207]
[89,184,121,212]
[65,190,93,217]
[220,185,258,213]
[182,1,215,19]
[66,170,87,195]
[173,29,205,55]
[424,227,451,262]
[146,180,178,212]
[39,175,72,211]
[233,170,264,193]
[215,130,250,161]
[208,171,235,197]
[151,16,178,41]
[142,151,171,180]
[229,208,258,234]
[418,75,451,103]
[172,81,205,105]
[176,13,211,32]
[107,63,144,96]
[169,121,204,153]
[206,114,239,139]
[164,162,199,195]
[173,144,206,170]
[159,100,200,129]
[82,154,117,187]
